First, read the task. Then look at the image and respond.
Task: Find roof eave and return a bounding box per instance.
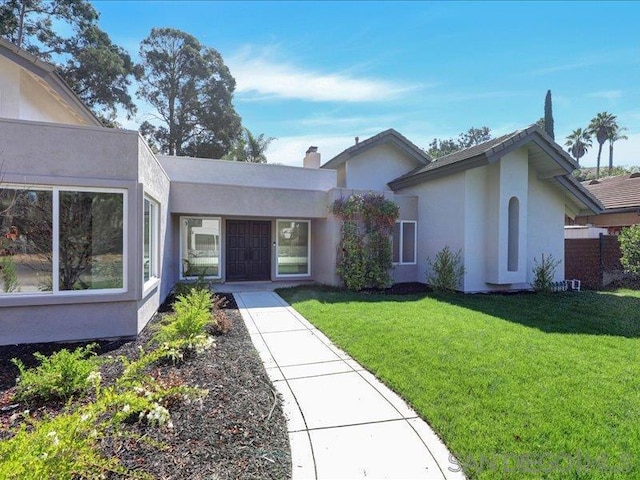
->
[555,175,604,215]
[389,154,488,190]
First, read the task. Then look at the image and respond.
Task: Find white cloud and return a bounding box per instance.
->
[227,48,421,103]
[587,90,623,100]
[265,134,356,166]
[529,61,595,76]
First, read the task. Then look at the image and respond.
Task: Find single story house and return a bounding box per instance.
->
[567,173,640,234]
[0,39,602,345]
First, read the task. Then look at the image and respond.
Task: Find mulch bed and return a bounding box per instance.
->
[0,293,291,479]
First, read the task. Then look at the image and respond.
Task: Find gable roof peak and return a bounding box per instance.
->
[321,128,431,170]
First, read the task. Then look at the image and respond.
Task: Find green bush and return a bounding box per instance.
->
[532,253,561,292]
[153,289,215,353]
[426,246,465,292]
[0,410,130,480]
[332,193,399,291]
[619,225,640,275]
[12,344,100,403]
[0,256,19,293]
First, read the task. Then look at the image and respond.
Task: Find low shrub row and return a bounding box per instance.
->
[0,286,227,479]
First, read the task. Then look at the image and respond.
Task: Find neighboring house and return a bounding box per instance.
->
[568,174,640,234]
[0,41,603,345]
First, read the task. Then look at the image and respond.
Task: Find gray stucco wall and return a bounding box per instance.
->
[137,136,172,331]
[0,119,148,345]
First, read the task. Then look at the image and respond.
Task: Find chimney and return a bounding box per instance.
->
[355,136,359,145]
[303,146,321,168]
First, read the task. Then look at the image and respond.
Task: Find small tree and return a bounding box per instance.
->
[619,225,640,275]
[426,246,465,292]
[531,253,561,292]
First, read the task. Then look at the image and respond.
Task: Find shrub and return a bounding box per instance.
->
[0,410,129,480]
[532,253,561,292]
[426,246,465,292]
[153,289,215,354]
[332,193,399,291]
[0,256,19,293]
[12,344,100,403]
[619,225,640,275]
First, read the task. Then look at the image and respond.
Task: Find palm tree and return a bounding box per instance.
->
[607,124,628,175]
[224,128,275,163]
[565,128,592,166]
[588,112,617,178]
[244,129,275,163]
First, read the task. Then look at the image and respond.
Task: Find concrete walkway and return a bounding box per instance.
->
[234,291,465,480]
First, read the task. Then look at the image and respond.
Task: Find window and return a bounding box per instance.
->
[0,186,126,295]
[392,221,417,264]
[507,197,519,272]
[276,220,310,276]
[181,217,220,278]
[143,197,159,284]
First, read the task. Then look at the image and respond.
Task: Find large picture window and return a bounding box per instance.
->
[0,186,126,295]
[392,221,417,265]
[276,220,310,276]
[181,217,220,278]
[143,197,159,284]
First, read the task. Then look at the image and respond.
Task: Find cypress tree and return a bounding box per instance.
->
[544,90,555,139]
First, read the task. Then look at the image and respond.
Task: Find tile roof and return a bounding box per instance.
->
[582,174,640,210]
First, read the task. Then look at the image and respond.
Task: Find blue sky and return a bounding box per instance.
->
[94,1,640,167]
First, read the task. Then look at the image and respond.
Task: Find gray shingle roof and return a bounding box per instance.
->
[390,124,578,184]
[321,128,431,170]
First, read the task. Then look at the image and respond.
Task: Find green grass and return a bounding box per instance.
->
[277,287,640,479]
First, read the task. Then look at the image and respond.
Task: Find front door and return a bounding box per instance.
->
[226,220,271,281]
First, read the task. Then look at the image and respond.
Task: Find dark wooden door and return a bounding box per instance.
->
[226,220,271,281]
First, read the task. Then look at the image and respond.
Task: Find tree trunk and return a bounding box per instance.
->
[596,142,604,178]
[17,1,28,48]
[609,141,614,175]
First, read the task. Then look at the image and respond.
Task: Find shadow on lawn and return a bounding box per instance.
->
[434,290,640,338]
[278,285,640,339]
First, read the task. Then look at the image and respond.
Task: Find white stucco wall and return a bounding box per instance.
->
[397,173,466,287]
[463,150,566,292]
[342,144,420,191]
[526,166,566,284]
[485,148,529,285]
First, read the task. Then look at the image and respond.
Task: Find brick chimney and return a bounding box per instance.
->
[303,146,321,168]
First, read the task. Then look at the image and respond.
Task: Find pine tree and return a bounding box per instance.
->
[544,90,554,139]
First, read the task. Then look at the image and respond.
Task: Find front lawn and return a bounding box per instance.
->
[277,287,640,479]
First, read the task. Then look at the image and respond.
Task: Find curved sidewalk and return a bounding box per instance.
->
[234,291,466,480]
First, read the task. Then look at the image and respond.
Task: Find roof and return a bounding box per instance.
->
[581,173,640,212]
[320,128,432,170]
[388,124,603,215]
[0,37,102,126]
[389,124,579,190]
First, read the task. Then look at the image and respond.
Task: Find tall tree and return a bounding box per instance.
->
[607,124,628,174]
[224,128,275,163]
[0,0,138,122]
[544,90,554,139]
[426,126,492,159]
[564,128,592,166]
[588,112,617,178]
[137,28,241,158]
